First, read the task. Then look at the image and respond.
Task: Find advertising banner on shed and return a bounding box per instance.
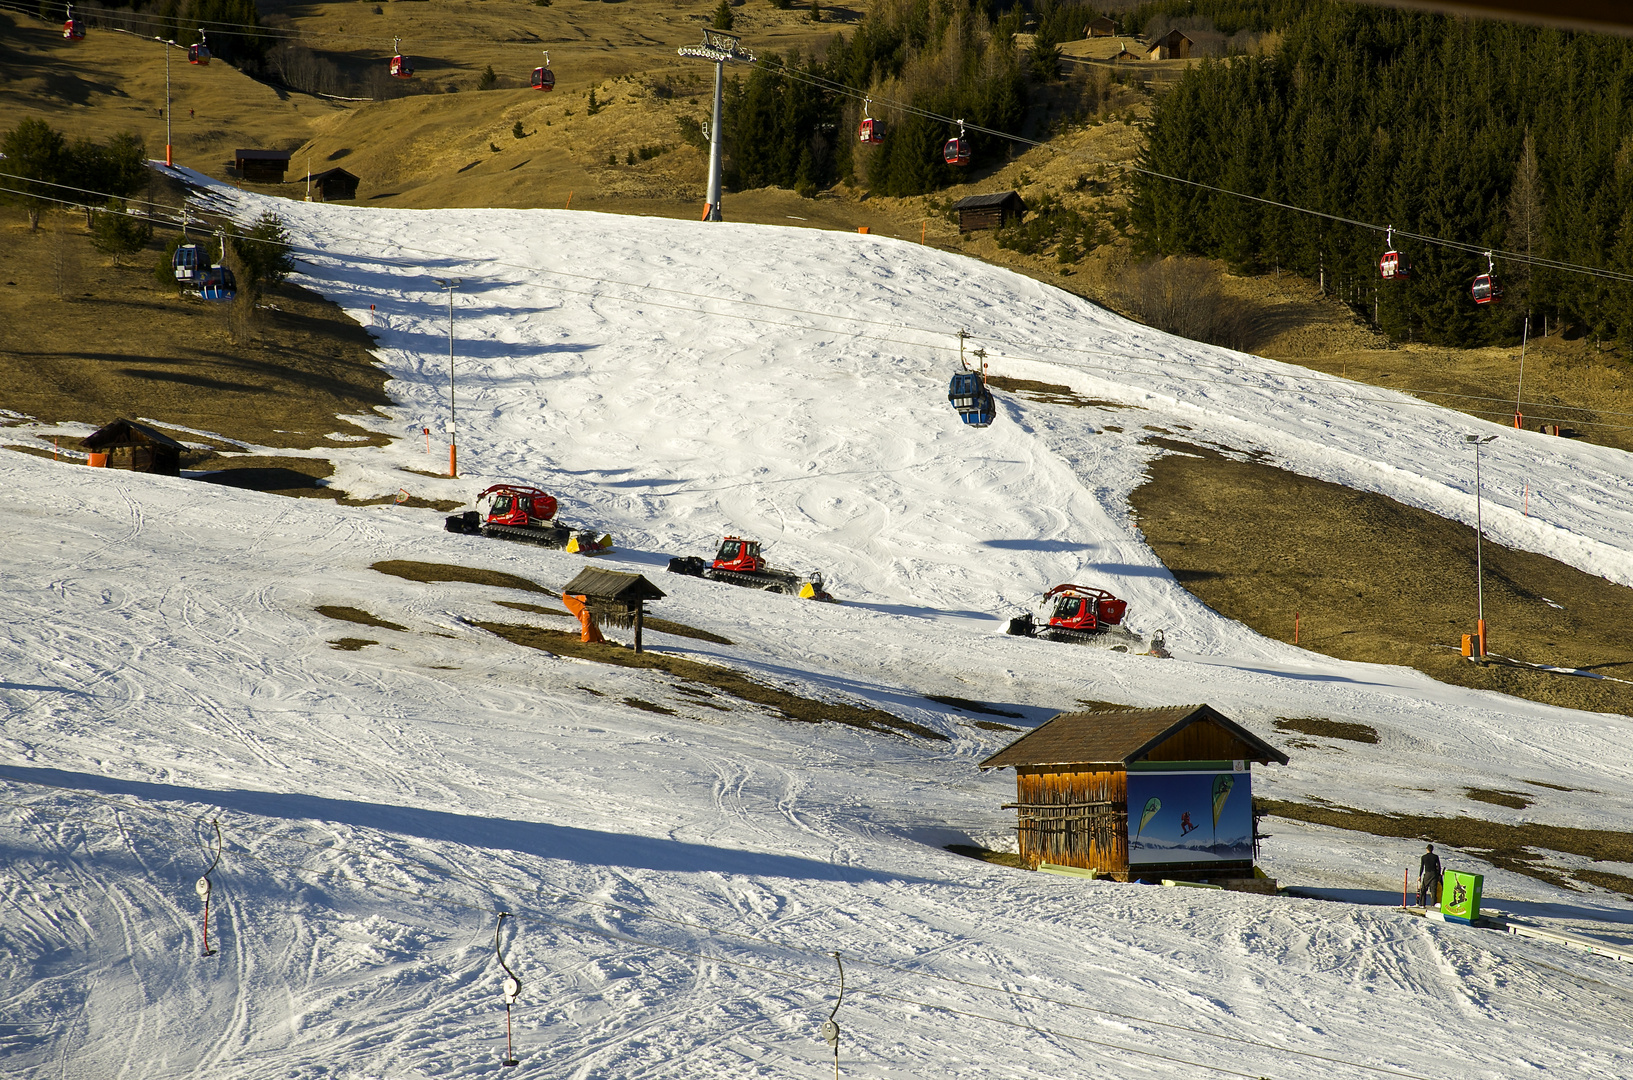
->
[1127,770,1252,866]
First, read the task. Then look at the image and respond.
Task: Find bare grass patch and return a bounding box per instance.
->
[328,637,378,651]
[372,560,550,594]
[1465,788,1534,810]
[470,620,943,740]
[945,843,1027,870]
[1274,716,1379,744]
[1132,451,1633,716]
[1258,798,1633,896]
[317,605,408,632]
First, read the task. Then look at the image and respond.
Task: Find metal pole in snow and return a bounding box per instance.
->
[1514,314,1529,428]
[435,278,462,477]
[679,30,751,221]
[1466,434,1497,657]
[705,60,724,221]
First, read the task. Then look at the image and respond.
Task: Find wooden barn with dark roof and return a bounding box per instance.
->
[234,149,292,183]
[980,704,1287,883]
[952,191,1027,232]
[80,419,187,476]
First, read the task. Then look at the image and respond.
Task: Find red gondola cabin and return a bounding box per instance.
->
[62,16,85,39]
[858,118,884,144]
[943,137,971,166]
[189,43,210,65]
[1471,274,1502,305]
[1379,250,1407,280]
[531,66,555,90]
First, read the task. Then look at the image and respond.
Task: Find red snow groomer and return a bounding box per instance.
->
[1006,584,1142,649]
[446,484,610,552]
[667,536,832,600]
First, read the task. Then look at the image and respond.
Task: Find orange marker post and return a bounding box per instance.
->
[1294,612,1300,644]
[449,444,457,479]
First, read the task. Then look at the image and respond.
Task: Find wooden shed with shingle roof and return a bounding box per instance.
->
[979,704,1287,881]
[560,567,665,652]
[80,418,187,476]
[952,191,1027,232]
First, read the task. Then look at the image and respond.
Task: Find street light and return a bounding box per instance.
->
[434,278,462,478]
[1465,434,1498,659]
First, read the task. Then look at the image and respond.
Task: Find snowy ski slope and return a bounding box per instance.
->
[2,181,1632,1079]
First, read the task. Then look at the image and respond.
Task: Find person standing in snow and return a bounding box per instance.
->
[1418,843,1443,907]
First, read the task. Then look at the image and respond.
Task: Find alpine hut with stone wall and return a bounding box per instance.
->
[979,704,1288,886]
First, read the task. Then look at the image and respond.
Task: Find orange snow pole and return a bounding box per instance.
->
[448,444,457,479]
[562,594,604,644]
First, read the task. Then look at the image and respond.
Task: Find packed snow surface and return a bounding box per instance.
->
[3,184,1633,1079]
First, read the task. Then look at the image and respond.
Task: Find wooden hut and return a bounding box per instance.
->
[1146,30,1193,60]
[304,167,360,202]
[1111,41,1141,63]
[1084,15,1116,36]
[953,191,1028,232]
[979,704,1287,884]
[80,419,186,476]
[234,149,292,183]
[560,567,666,653]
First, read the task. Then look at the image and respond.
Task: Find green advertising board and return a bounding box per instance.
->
[1440,870,1483,924]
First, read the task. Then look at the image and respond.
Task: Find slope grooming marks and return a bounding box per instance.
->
[2,182,1632,1079]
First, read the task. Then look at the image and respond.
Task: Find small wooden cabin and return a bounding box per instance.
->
[953,191,1028,232]
[1111,41,1141,63]
[560,567,665,653]
[234,149,292,183]
[979,704,1287,883]
[305,167,360,202]
[1147,30,1193,60]
[80,419,187,476]
[1084,15,1116,37]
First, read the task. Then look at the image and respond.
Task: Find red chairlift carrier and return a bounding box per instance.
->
[1378,226,1408,280]
[1472,251,1503,305]
[389,37,414,79]
[530,51,555,91]
[858,98,884,144]
[943,119,971,166]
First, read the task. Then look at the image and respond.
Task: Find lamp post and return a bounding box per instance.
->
[434,278,462,478]
[1465,434,1498,659]
[678,29,755,222]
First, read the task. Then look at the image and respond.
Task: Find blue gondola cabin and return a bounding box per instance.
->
[948,371,996,427]
[979,704,1288,888]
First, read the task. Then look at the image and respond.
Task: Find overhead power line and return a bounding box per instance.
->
[4,172,1631,439]
[10,0,1633,288]
[8,171,1633,438]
